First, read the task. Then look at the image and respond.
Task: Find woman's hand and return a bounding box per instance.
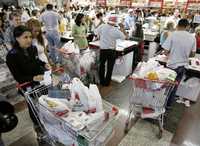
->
[33,75,44,81]
[45,64,52,70]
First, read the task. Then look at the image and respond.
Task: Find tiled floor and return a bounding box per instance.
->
[2,79,200,146]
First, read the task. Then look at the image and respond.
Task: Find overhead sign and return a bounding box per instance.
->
[120,0,132,6]
[188,0,200,3]
[96,0,106,6]
[148,0,164,8]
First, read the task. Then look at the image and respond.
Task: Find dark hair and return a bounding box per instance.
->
[9,11,21,20]
[2,5,8,11]
[0,13,5,31]
[96,12,103,19]
[13,25,31,38]
[46,4,53,10]
[13,25,31,49]
[178,19,189,28]
[133,22,143,39]
[31,9,38,16]
[25,8,31,16]
[75,13,84,26]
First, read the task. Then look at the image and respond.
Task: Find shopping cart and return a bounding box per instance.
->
[61,48,98,85]
[125,77,176,138]
[16,67,66,146]
[17,69,118,146]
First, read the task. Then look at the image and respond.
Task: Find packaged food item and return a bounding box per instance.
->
[39,95,71,114]
[156,68,177,81]
[146,71,159,80]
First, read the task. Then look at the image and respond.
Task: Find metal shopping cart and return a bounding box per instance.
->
[125,77,176,138]
[61,48,98,85]
[17,70,118,146]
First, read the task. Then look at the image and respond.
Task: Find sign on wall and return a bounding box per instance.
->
[96,0,106,6]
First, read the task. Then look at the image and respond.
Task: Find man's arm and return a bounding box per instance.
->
[119,23,128,39]
[4,28,13,50]
[94,25,102,40]
[161,34,172,55]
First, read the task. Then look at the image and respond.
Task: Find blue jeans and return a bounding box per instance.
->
[45,30,62,64]
[167,66,185,107]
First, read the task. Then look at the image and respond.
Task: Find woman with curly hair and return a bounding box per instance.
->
[26,18,49,63]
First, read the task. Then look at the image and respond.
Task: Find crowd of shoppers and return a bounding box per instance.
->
[0,3,200,146]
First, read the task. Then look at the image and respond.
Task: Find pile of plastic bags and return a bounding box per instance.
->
[61,42,96,80]
[132,59,177,82]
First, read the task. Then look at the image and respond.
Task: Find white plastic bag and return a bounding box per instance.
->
[88,84,103,112]
[70,78,103,112]
[70,78,89,110]
[61,41,79,56]
[79,49,96,72]
[40,70,52,86]
[134,60,160,78]
[156,68,177,81]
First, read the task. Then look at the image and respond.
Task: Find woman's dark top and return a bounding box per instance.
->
[6,45,46,84]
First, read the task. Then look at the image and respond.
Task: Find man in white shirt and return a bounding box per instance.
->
[124,9,135,30]
[21,8,30,23]
[39,4,61,65]
[165,9,180,28]
[162,19,196,107]
[95,15,127,86]
[4,12,22,50]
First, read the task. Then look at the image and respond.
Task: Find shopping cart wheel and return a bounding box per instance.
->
[124,120,130,133]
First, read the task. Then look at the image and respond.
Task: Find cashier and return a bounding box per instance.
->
[162,19,196,107]
[95,15,127,86]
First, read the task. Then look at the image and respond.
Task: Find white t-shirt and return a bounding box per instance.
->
[39,10,61,31]
[32,38,49,63]
[95,24,125,50]
[162,30,196,69]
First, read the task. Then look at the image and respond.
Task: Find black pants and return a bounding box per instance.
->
[99,49,116,86]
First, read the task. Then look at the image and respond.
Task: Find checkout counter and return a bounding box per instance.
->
[89,40,138,83]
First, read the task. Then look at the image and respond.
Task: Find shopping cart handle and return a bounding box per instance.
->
[16,82,31,89]
[128,76,178,85]
[52,67,64,73]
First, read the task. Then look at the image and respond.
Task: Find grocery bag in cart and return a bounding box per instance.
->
[60,42,97,85]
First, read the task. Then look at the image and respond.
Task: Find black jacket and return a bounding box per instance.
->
[6,45,46,84]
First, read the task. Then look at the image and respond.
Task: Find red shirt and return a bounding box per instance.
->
[196,35,200,49]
